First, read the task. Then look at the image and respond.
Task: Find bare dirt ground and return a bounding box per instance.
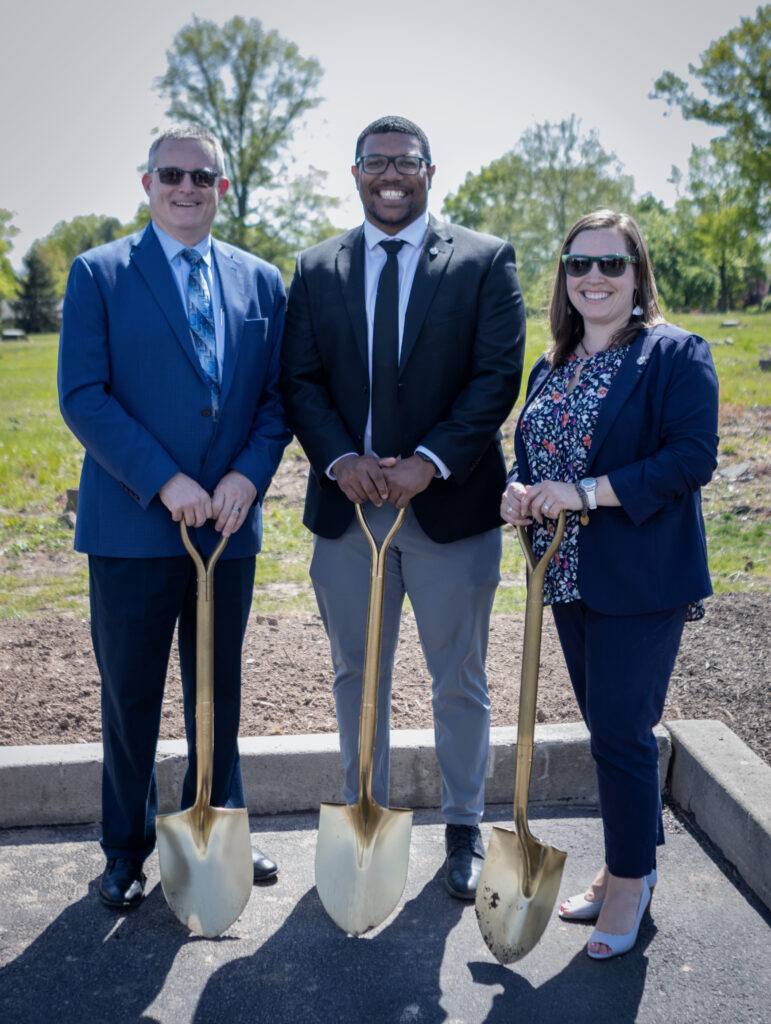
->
[1,591,768,764]
[1,405,769,765]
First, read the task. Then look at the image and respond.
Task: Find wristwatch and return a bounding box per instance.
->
[578,477,598,510]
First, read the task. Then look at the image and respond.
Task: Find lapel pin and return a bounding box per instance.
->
[429,246,439,256]
[636,356,647,365]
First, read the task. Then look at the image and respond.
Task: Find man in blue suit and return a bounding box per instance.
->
[59,125,291,909]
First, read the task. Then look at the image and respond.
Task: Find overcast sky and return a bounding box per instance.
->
[0,0,759,266]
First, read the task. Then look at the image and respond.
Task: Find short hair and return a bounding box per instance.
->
[547,209,664,365]
[355,116,432,164]
[147,124,226,175]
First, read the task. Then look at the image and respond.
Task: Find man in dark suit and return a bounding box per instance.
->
[58,124,291,909]
[281,115,526,898]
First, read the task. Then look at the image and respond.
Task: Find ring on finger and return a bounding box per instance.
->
[543,502,551,512]
[231,504,242,513]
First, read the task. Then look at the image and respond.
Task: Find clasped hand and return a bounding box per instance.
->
[159,470,257,537]
[332,454,436,509]
[501,479,582,526]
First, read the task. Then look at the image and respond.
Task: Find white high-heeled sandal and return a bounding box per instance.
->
[558,868,657,922]
[586,877,652,960]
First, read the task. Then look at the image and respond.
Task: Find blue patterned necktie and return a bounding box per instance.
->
[181,248,220,415]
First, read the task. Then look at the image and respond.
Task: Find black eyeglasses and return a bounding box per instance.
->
[562,253,638,278]
[355,154,427,175]
[152,167,220,188]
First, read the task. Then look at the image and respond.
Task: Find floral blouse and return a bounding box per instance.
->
[521,346,629,605]
[520,345,705,620]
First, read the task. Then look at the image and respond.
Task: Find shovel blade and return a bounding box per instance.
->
[475,824,566,964]
[315,800,413,935]
[156,806,253,937]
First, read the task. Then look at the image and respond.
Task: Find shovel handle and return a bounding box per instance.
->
[354,503,407,808]
[180,521,228,595]
[180,521,228,818]
[512,511,566,836]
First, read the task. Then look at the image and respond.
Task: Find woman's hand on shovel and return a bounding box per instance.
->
[501,482,533,526]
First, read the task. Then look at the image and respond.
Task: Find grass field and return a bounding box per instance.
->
[0,310,769,618]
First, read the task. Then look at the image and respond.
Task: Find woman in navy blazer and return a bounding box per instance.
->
[502,210,718,960]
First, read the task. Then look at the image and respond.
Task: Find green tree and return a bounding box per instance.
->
[156,15,337,276]
[443,116,634,308]
[35,213,125,297]
[14,245,60,333]
[633,194,718,312]
[652,4,771,229]
[0,209,19,304]
[685,146,766,311]
[636,149,767,314]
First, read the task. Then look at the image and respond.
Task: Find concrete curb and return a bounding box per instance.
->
[666,719,771,909]
[0,723,669,826]
[1,719,769,911]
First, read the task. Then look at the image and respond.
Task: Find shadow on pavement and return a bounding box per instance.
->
[193,868,464,1024]
[0,876,188,1024]
[470,918,654,1023]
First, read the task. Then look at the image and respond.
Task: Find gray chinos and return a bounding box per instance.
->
[310,500,501,825]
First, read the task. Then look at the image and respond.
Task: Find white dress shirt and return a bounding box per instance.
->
[328,212,449,479]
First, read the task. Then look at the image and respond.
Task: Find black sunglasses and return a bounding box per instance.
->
[152,166,220,188]
[355,154,427,175]
[562,253,638,278]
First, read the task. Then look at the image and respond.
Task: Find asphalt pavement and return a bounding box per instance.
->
[1,803,769,1024]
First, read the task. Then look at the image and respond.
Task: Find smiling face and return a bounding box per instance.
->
[142,138,228,246]
[352,132,435,235]
[565,227,637,338]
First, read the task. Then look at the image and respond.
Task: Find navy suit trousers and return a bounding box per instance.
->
[551,600,687,878]
[89,552,255,862]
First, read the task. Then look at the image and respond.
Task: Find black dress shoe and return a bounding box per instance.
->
[444,824,485,900]
[252,845,278,882]
[99,858,146,909]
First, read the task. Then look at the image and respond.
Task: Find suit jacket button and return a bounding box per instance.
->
[201,408,212,417]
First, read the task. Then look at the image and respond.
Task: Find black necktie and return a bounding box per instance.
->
[371,239,405,457]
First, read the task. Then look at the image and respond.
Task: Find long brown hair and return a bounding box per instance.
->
[547,209,664,365]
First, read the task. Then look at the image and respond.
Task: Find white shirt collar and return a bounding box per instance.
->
[362,210,429,252]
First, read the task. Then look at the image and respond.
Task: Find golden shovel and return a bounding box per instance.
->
[315,504,413,935]
[156,522,253,937]
[475,510,567,964]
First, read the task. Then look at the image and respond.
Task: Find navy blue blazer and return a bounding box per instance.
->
[512,325,719,615]
[58,225,291,559]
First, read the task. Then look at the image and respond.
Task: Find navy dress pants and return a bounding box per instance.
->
[551,600,687,878]
[89,552,255,862]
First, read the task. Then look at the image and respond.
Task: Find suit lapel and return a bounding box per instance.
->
[336,227,369,370]
[400,218,453,371]
[586,329,658,470]
[129,225,207,385]
[523,358,555,415]
[213,240,247,408]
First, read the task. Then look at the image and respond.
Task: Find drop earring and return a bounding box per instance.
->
[632,290,643,316]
